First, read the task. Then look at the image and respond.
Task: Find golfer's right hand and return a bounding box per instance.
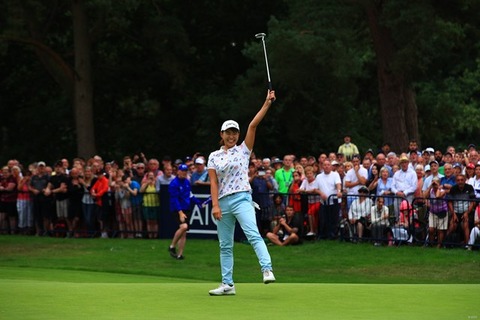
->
[212,205,222,220]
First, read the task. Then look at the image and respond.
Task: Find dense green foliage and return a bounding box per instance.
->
[1,0,479,164]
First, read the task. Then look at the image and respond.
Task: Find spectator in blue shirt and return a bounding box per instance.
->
[167,164,202,260]
[440,163,456,194]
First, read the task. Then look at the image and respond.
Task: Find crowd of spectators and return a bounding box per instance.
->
[1,136,480,250]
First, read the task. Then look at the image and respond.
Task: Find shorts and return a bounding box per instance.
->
[307,202,321,216]
[132,204,142,222]
[355,217,370,227]
[56,199,69,219]
[174,210,190,226]
[429,212,448,230]
[143,206,159,221]
[120,207,132,223]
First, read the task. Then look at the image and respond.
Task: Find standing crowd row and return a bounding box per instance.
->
[0,137,480,249]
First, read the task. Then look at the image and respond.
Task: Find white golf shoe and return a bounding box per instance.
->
[209,283,236,296]
[263,270,276,284]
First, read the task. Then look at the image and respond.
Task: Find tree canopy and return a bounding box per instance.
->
[1,0,479,165]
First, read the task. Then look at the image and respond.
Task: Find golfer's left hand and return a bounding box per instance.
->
[266,90,276,102]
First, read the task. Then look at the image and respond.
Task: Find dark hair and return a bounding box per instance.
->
[371,163,381,173]
[274,194,283,201]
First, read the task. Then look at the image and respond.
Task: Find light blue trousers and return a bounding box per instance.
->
[217,191,272,285]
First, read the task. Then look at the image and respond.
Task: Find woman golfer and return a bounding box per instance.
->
[208,90,276,296]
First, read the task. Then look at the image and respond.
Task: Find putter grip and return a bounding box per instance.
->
[268,82,274,102]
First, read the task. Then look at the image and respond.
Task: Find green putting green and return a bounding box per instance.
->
[1,268,478,320]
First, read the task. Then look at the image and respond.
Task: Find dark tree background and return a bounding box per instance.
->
[1,0,479,165]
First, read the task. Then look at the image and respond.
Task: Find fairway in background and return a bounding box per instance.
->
[1,236,479,284]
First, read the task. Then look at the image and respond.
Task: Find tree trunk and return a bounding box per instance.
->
[364,1,419,153]
[19,0,75,95]
[72,0,96,158]
[404,88,419,145]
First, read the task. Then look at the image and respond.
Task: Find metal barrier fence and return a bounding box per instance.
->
[2,188,480,248]
[0,186,222,240]
[334,194,480,248]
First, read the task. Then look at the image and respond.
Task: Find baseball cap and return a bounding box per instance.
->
[272,158,282,164]
[331,160,339,166]
[467,163,475,169]
[424,164,431,172]
[429,160,439,166]
[37,161,46,167]
[453,162,462,168]
[195,158,205,165]
[221,120,240,131]
[178,164,188,171]
[468,143,476,149]
[425,147,434,154]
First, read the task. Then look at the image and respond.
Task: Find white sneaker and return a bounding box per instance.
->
[101,232,109,238]
[209,283,236,296]
[263,270,276,284]
[306,232,316,236]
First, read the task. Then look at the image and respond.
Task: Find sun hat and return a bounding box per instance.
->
[399,156,409,163]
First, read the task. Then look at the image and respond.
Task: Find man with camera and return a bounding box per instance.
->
[266,205,303,246]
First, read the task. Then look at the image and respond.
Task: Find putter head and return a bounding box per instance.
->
[255,33,266,39]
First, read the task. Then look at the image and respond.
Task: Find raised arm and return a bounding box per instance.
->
[244,90,276,150]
